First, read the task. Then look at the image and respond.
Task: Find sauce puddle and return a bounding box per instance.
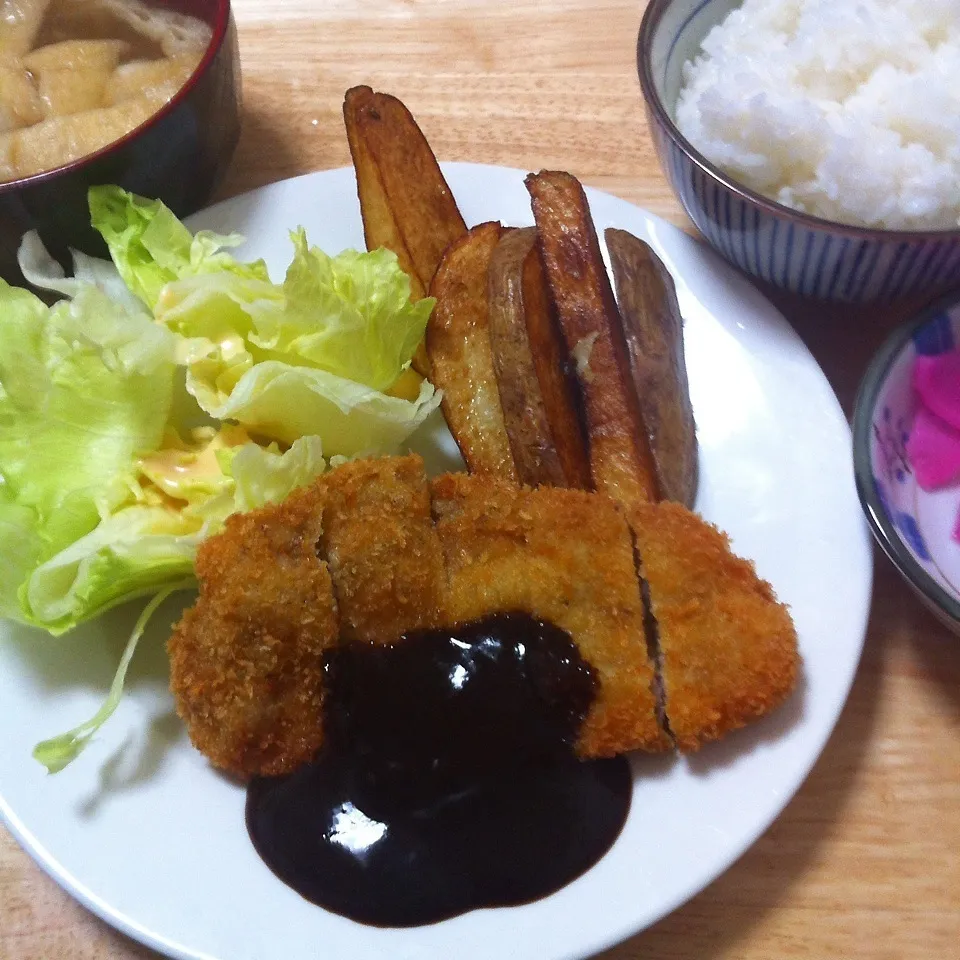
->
[246,613,632,927]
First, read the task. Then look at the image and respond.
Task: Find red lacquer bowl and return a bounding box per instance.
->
[0,0,241,282]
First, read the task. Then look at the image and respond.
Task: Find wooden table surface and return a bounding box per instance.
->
[2,1,959,958]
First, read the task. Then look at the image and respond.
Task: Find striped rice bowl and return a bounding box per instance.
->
[637,0,960,303]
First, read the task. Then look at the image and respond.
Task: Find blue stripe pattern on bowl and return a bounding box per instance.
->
[639,0,960,303]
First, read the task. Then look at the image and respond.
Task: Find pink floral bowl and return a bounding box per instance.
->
[854,292,960,633]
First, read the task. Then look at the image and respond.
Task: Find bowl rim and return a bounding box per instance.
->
[851,287,960,626]
[636,0,960,242]
[0,0,233,196]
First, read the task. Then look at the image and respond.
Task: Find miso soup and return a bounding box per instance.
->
[0,0,211,181]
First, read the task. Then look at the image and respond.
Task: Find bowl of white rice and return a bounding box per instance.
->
[638,0,960,301]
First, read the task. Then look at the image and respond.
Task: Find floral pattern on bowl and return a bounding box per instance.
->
[854,297,960,633]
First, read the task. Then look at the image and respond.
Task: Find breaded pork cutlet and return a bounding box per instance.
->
[170,456,800,779]
[431,473,670,758]
[628,501,800,750]
[320,455,447,643]
[170,455,450,779]
[168,481,336,778]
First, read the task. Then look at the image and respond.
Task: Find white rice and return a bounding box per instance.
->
[675,0,960,231]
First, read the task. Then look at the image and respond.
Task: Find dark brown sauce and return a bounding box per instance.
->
[246,613,632,927]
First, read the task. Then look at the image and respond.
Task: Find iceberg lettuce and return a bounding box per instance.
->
[28,432,328,772]
[187,359,441,451]
[271,229,431,390]
[0,271,330,637]
[88,184,272,309]
[3,184,443,771]
[0,279,177,628]
[91,187,440,454]
[33,582,194,774]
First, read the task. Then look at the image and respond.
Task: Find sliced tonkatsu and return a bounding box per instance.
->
[431,472,669,757]
[168,455,800,779]
[628,501,800,750]
[320,455,447,644]
[168,480,336,778]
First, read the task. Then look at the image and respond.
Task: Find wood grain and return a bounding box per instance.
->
[2,1,959,958]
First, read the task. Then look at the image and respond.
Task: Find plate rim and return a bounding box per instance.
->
[0,162,874,960]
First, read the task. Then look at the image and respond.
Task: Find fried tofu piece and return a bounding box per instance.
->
[36,65,111,118]
[168,481,337,779]
[0,0,52,59]
[14,98,155,177]
[0,63,44,132]
[320,455,447,644]
[104,55,196,106]
[23,38,127,78]
[431,472,669,757]
[629,501,800,750]
[0,131,17,181]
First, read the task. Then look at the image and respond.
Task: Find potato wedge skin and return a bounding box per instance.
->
[487,227,569,487]
[344,86,468,376]
[427,221,518,482]
[526,170,659,508]
[344,86,430,374]
[521,236,592,490]
[606,228,698,508]
[343,86,424,297]
[344,85,466,290]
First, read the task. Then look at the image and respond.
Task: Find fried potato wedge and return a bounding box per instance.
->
[606,228,698,507]
[427,221,518,481]
[526,170,660,508]
[343,86,467,374]
[521,232,592,489]
[487,227,569,487]
[343,86,424,297]
[349,88,466,288]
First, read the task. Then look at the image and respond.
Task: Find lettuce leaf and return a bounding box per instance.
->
[260,229,433,391]
[0,271,330,637]
[91,187,438,454]
[29,433,328,772]
[5,187,442,770]
[88,185,270,309]
[22,506,205,633]
[33,581,194,774]
[222,433,328,513]
[0,281,174,517]
[0,279,177,629]
[17,230,152,318]
[187,358,441,453]
[0,498,44,622]
[19,430,329,635]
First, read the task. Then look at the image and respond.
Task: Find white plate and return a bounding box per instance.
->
[0,164,873,960]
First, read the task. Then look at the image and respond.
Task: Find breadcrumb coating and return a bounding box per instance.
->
[168,482,336,778]
[320,455,447,643]
[169,456,801,778]
[628,501,801,751]
[431,472,669,757]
